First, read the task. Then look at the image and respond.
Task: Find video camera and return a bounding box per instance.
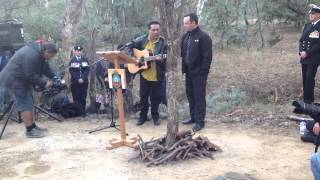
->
[292,100,320,121]
[293,100,320,152]
[38,77,67,108]
[47,77,67,94]
[34,77,67,93]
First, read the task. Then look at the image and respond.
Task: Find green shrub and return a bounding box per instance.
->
[206,87,247,113]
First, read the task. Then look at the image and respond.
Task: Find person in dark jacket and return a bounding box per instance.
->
[129,21,167,126]
[301,120,320,144]
[181,13,213,132]
[0,41,58,138]
[299,6,320,103]
[69,45,90,117]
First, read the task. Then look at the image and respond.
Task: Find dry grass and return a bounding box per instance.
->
[210,27,303,104]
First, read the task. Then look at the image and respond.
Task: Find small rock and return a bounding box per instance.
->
[279,121,289,128]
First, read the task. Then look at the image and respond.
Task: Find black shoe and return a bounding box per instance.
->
[153,118,160,126]
[182,119,195,125]
[136,117,146,126]
[192,124,204,132]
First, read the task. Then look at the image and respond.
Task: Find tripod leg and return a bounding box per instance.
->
[33,105,63,122]
[0,101,14,122]
[0,102,15,139]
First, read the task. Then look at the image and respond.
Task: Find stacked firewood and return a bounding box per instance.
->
[135,130,222,166]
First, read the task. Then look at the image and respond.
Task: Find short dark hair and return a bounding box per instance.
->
[148,21,160,29]
[184,13,198,24]
[43,43,58,54]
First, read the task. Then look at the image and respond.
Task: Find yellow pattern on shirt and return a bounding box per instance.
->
[141,38,159,81]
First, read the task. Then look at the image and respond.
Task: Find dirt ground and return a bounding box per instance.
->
[0,114,315,180]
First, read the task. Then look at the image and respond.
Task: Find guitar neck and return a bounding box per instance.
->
[143,54,167,62]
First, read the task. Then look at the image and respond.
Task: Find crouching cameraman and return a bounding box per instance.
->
[0,41,58,138]
[292,100,320,143]
[301,120,320,143]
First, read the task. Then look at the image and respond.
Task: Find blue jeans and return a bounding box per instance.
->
[311,153,320,180]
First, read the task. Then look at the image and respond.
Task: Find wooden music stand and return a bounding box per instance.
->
[96,51,138,149]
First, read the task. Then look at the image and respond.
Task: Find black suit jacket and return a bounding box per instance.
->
[181,27,212,76]
[299,22,320,64]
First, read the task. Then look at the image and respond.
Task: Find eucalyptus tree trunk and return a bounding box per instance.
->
[61,0,84,85]
[157,0,184,148]
[197,0,207,15]
[87,28,98,110]
[255,1,264,49]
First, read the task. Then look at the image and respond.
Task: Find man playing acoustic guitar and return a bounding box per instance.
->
[128,21,167,126]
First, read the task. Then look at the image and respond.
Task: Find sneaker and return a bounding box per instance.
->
[35,125,48,132]
[26,128,47,138]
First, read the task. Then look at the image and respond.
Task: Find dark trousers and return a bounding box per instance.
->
[161,78,167,106]
[186,73,208,125]
[71,82,88,115]
[139,76,162,120]
[302,64,319,103]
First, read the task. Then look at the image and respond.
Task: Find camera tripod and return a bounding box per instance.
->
[33,104,63,122]
[88,88,120,134]
[0,101,62,139]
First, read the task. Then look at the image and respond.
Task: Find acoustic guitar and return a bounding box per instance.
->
[127,48,167,74]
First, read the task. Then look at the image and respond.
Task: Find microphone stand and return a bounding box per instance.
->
[88,87,120,134]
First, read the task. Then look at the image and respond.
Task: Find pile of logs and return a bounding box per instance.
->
[135,130,221,166]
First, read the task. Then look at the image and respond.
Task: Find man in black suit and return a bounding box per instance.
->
[180,13,213,132]
[299,6,320,103]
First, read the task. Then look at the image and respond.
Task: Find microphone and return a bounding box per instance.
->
[125,41,134,47]
[118,35,145,51]
[118,41,134,51]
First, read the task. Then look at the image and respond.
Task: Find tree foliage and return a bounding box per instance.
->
[1,0,316,50]
[200,0,316,49]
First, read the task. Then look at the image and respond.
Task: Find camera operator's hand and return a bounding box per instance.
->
[45,80,53,89]
[78,78,84,84]
[313,122,320,135]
